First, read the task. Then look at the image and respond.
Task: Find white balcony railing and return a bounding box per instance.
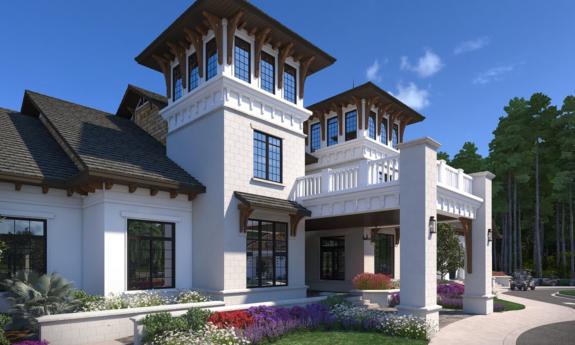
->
[294,157,474,200]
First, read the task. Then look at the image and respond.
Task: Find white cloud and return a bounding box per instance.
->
[393,82,430,110]
[473,65,515,84]
[454,36,490,55]
[365,60,382,82]
[400,50,444,78]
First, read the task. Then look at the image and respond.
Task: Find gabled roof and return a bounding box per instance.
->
[307,82,425,125]
[18,90,205,195]
[116,84,168,118]
[135,0,335,76]
[234,191,311,216]
[0,108,79,187]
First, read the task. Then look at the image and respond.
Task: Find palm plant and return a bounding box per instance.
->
[2,271,78,331]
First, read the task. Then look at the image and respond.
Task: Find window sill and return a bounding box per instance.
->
[251,177,285,188]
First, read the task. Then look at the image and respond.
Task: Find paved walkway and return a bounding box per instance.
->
[430,293,575,345]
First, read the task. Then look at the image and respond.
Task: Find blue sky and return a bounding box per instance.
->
[1,0,574,156]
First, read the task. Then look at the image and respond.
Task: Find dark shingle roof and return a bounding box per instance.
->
[234,191,311,216]
[0,108,79,185]
[116,84,168,118]
[21,91,204,193]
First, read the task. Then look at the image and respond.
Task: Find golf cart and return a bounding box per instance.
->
[510,270,536,291]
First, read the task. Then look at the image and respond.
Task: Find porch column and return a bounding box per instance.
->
[397,137,441,333]
[463,172,496,314]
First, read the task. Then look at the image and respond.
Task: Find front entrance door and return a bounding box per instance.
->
[374,233,394,277]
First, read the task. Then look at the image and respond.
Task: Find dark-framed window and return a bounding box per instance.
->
[0,217,46,282]
[188,53,200,91]
[127,220,175,290]
[206,38,218,81]
[260,52,275,94]
[345,110,357,141]
[234,37,250,83]
[374,233,394,277]
[392,123,399,148]
[320,237,345,280]
[253,130,282,183]
[172,65,182,101]
[310,122,321,153]
[283,64,296,103]
[380,117,389,145]
[368,112,376,140]
[246,220,288,288]
[327,116,338,146]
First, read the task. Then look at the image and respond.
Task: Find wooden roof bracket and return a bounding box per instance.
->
[239,204,254,233]
[202,11,224,65]
[226,11,244,65]
[289,213,305,237]
[184,28,205,78]
[298,56,315,100]
[254,28,272,78]
[352,96,363,130]
[167,42,188,89]
[399,116,411,143]
[330,104,344,135]
[459,217,473,274]
[364,97,376,129]
[277,43,294,89]
[152,55,172,99]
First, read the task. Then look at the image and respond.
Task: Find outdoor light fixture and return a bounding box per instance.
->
[429,216,437,234]
[488,228,493,243]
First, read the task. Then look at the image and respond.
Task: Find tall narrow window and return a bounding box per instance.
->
[320,237,345,280]
[127,220,175,290]
[345,110,357,141]
[0,218,46,281]
[374,233,394,277]
[327,117,338,146]
[283,64,296,103]
[392,123,399,148]
[380,117,389,145]
[206,38,218,81]
[310,122,321,152]
[368,112,376,140]
[253,131,282,183]
[246,220,288,288]
[234,37,250,82]
[172,65,182,101]
[260,52,275,94]
[188,53,200,91]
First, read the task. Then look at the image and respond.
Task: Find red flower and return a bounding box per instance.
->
[352,273,393,290]
[208,310,254,329]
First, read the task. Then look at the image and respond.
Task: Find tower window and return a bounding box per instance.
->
[327,117,338,146]
[172,65,182,101]
[283,64,296,104]
[310,122,320,152]
[234,37,251,83]
[260,52,275,94]
[345,110,357,141]
[188,53,200,91]
[368,112,376,140]
[206,38,218,81]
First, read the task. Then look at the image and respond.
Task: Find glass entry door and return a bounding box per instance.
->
[374,233,394,277]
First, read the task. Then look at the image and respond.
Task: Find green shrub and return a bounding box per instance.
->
[140,312,188,344]
[0,314,10,345]
[320,295,351,309]
[181,308,211,331]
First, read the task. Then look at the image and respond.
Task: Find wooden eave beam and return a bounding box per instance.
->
[254,28,272,78]
[184,28,204,78]
[226,11,244,65]
[202,11,223,65]
[167,42,187,89]
[298,56,315,100]
[152,55,172,99]
[278,43,294,89]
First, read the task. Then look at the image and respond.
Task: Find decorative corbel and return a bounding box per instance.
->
[184,28,204,78]
[167,42,187,89]
[319,112,326,141]
[394,227,400,245]
[150,189,159,196]
[128,184,137,193]
[202,11,223,65]
[399,116,410,143]
[188,193,197,201]
[254,28,272,78]
[459,217,473,274]
[352,96,363,130]
[226,11,244,65]
[66,188,74,197]
[104,181,114,190]
[14,183,22,191]
[298,56,315,100]
[152,55,172,99]
[42,185,49,194]
[331,103,344,135]
[289,213,305,237]
[239,204,254,233]
[387,108,397,144]
[277,42,294,89]
[170,191,178,199]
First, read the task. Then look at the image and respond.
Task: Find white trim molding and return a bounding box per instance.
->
[120,211,182,223]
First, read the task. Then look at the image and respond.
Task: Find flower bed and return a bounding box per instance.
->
[139,298,432,345]
[75,290,209,311]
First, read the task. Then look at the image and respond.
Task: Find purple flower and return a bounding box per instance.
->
[12,341,49,345]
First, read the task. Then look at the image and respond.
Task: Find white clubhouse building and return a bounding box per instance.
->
[0,0,494,326]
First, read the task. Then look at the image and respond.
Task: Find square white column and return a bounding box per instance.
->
[463,172,496,314]
[397,137,442,334]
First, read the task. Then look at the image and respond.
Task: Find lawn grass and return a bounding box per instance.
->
[494,297,525,312]
[558,290,575,297]
[270,330,427,345]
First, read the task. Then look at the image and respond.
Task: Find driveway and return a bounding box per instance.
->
[505,287,575,309]
[430,292,575,345]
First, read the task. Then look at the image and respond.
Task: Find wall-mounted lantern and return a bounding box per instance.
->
[487,228,493,243]
[429,216,437,234]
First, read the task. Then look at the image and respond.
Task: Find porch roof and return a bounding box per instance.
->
[234,191,311,216]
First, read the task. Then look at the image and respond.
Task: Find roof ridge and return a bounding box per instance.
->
[25,90,113,117]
